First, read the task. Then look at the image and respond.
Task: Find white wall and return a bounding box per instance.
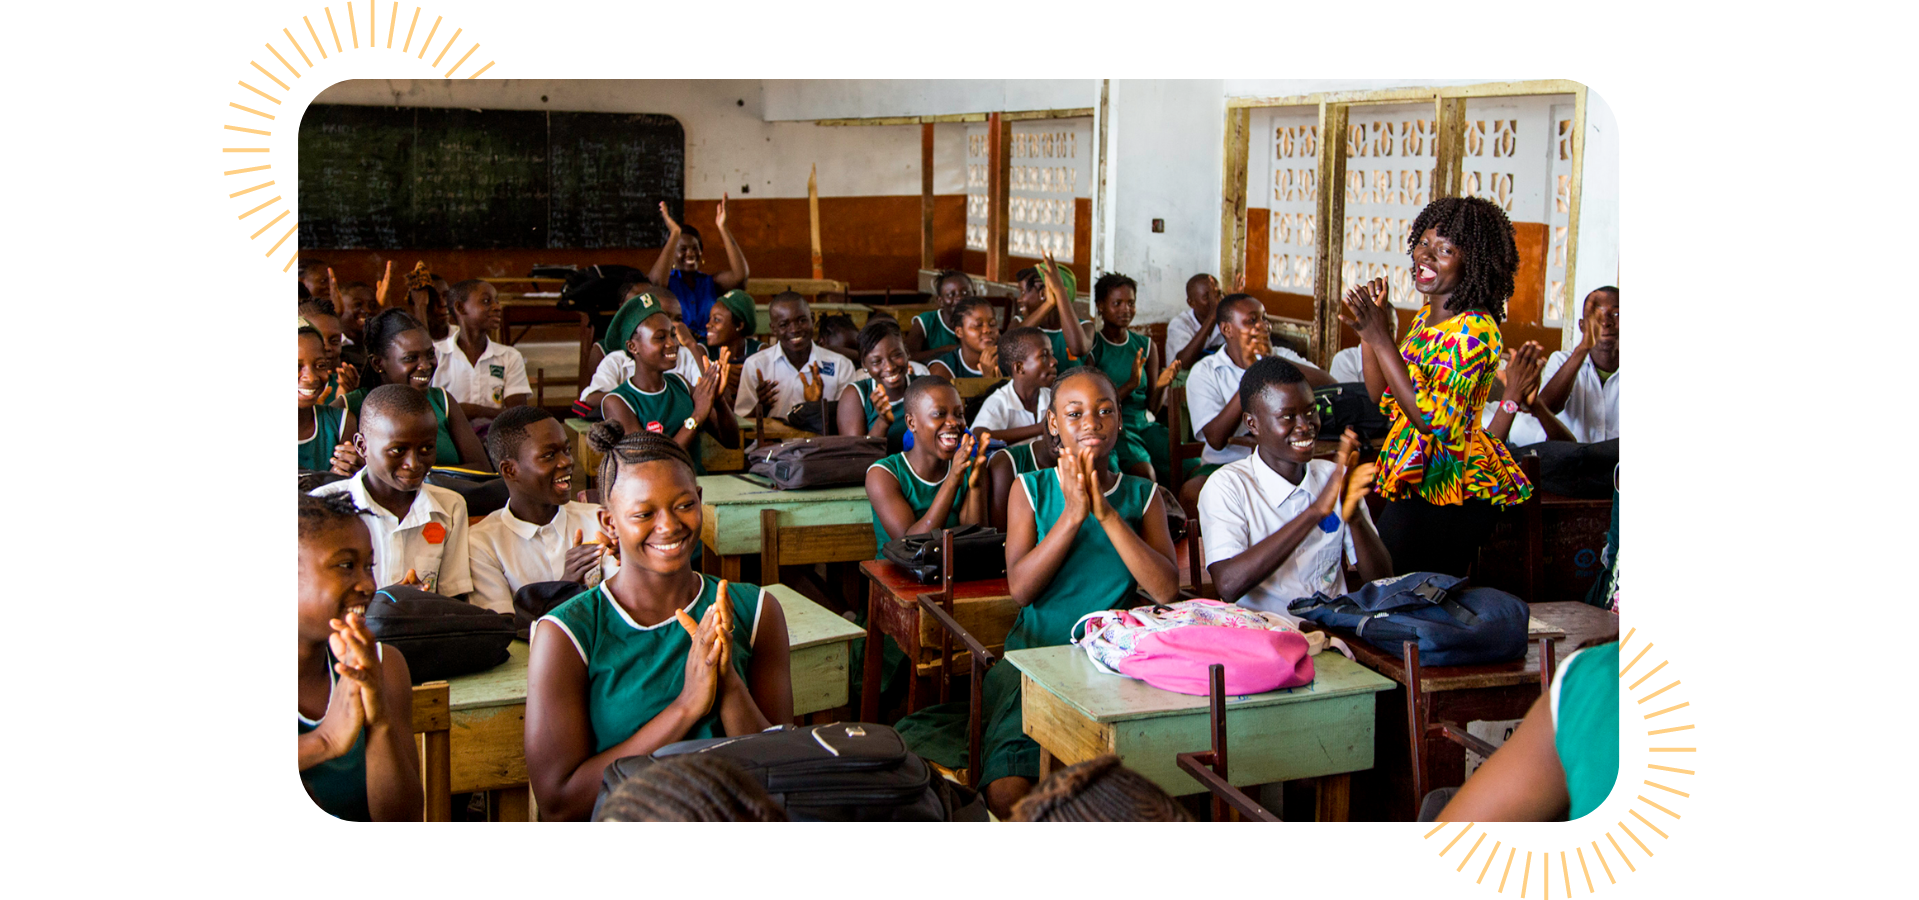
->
[311,79,921,199]
[763,80,1099,122]
[1105,79,1226,324]
[1572,90,1621,347]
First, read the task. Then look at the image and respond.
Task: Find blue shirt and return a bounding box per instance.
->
[668,270,721,342]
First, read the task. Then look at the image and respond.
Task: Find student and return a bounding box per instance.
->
[733,292,855,420]
[816,313,863,366]
[649,195,750,343]
[298,258,331,304]
[1482,340,1577,447]
[704,288,764,362]
[1435,642,1619,822]
[1031,253,1091,369]
[334,280,378,364]
[1084,272,1180,480]
[1011,754,1190,822]
[1535,286,1620,443]
[432,279,532,429]
[1185,293,1332,487]
[524,425,791,822]
[578,288,707,419]
[1166,272,1227,371]
[836,318,917,448]
[594,755,788,822]
[926,297,1001,381]
[347,308,488,468]
[396,263,453,342]
[299,326,361,475]
[1197,357,1391,616]
[906,270,975,361]
[986,429,1060,530]
[465,406,612,614]
[971,326,1058,447]
[1339,196,1532,577]
[297,300,359,407]
[865,376,990,549]
[297,490,422,821]
[600,292,738,469]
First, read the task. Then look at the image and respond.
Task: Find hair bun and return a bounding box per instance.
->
[587,420,627,453]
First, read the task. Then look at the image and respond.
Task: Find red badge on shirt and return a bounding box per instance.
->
[645,420,664,434]
[422,522,447,544]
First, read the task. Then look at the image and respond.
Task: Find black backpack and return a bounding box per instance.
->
[1314,382,1391,441]
[747,435,886,489]
[425,468,509,517]
[594,723,982,822]
[559,264,649,338]
[1287,572,1529,667]
[361,586,516,683]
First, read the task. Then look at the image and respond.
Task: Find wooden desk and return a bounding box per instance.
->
[1315,600,1618,820]
[563,418,601,490]
[444,587,865,821]
[697,475,872,581]
[858,559,1020,721]
[740,418,817,442]
[1004,645,1395,818]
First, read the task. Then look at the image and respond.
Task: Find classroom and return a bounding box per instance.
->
[294,77,1622,823]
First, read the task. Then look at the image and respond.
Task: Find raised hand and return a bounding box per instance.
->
[329,439,364,477]
[715,192,729,230]
[872,381,894,424]
[659,201,682,235]
[1342,462,1378,523]
[801,362,824,403]
[1155,358,1183,390]
[374,260,404,309]
[1081,449,1112,523]
[562,528,604,583]
[326,266,341,302]
[336,361,360,394]
[1035,250,1065,319]
[968,431,992,490]
[1233,270,1247,293]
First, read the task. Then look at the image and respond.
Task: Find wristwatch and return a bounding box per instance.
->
[683,416,699,431]
[1498,399,1520,414]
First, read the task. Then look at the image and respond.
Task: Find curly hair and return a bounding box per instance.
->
[1093,271,1138,306]
[1405,196,1518,321]
[297,489,365,541]
[594,755,787,822]
[1011,754,1191,822]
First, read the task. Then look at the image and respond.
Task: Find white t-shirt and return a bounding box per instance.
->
[1542,351,1619,443]
[1196,455,1371,619]
[972,381,1052,438]
[466,501,618,614]
[1166,307,1225,358]
[1184,347,1308,466]
[733,342,856,418]
[312,469,474,597]
[578,347,703,401]
[1328,346,1365,384]
[431,334,531,408]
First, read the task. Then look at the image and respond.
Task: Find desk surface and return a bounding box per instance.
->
[1005,645,1394,725]
[697,474,870,507]
[859,558,1010,609]
[1324,600,1618,693]
[699,475,873,557]
[768,583,865,651]
[449,640,529,712]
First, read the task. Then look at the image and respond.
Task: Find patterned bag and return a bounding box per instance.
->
[1069,599,1346,696]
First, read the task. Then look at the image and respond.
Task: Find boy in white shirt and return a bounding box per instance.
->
[465,406,612,614]
[733,292,855,420]
[1537,287,1620,443]
[970,327,1057,445]
[1165,272,1227,371]
[432,279,531,430]
[312,384,474,597]
[1198,356,1391,618]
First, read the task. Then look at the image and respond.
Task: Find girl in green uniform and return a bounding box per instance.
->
[836,318,915,451]
[297,491,422,821]
[906,270,974,361]
[345,308,488,468]
[705,288,764,362]
[1085,272,1181,481]
[524,425,792,822]
[926,297,1002,382]
[982,366,1179,818]
[1435,641,1620,822]
[600,292,737,474]
[985,431,1058,531]
[1028,252,1089,370]
[299,327,361,475]
[864,376,991,554]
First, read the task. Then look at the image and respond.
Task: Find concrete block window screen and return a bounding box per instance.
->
[1337,103,1437,309]
[1266,110,1321,294]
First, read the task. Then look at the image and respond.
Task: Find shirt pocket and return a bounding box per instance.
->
[411,546,447,594]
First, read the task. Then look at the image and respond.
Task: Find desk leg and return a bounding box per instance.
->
[489,786,532,822]
[718,554,742,582]
[1039,749,1059,780]
[861,579,884,723]
[1316,773,1351,822]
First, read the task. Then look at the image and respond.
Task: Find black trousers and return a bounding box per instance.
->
[1377,496,1500,578]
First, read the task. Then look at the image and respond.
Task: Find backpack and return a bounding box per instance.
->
[879,525,1006,585]
[594,723,982,822]
[513,580,590,641]
[1286,572,1528,667]
[361,586,516,683]
[747,435,886,489]
[1070,599,1319,696]
[1314,382,1391,441]
[558,264,648,338]
[426,467,509,517]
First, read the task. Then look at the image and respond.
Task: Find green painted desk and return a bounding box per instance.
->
[696,475,873,580]
[443,588,865,821]
[1004,645,1395,819]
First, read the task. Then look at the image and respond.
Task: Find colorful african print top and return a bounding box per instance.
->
[1374,306,1531,508]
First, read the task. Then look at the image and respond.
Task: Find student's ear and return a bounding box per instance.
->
[1243,410,1261,439]
[498,457,518,480]
[352,431,368,457]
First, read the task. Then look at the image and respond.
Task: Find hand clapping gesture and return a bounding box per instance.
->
[980,341,1001,379]
[329,438,364,477]
[800,362,824,404]
[690,348,731,424]
[967,430,992,491]
[672,582,734,719]
[659,201,683,236]
[562,529,605,583]
[1503,340,1546,405]
[1338,276,1394,346]
[872,381,894,424]
[327,610,387,726]
[1154,358,1183,390]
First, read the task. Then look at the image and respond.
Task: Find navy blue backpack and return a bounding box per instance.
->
[1287,572,1529,667]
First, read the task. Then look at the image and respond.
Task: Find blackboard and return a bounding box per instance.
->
[299,104,684,249]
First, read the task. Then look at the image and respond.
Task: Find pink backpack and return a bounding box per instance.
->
[1071,599,1319,696]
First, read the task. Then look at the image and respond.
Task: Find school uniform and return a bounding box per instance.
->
[298,404,349,472]
[865,453,973,554]
[466,501,616,614]
[1551,643,1620,819]
[732,342,855,419]
[603,374,706,474]
[972,382,1051,440]
[1329,346,1365,384]
[298,643,385,821]
[579,348,704,403]
[913,309,960,351]
[993,442,1046,476]
[1540,351,1620,443]
[1196,456,1374,619]
[1186,347,1312,469]
[668,270,722,343]
[537,576,763,754]
[1165,307,1225,359]
[344,386,463,466]
[980,469,1158,786]
[1087,330,1157,471]
[1038,321,1095,368]
[431,334,531,410]
[312,469,474,596]
[841,377,910,449]
[928,347,987,380]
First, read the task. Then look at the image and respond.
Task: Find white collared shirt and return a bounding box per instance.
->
[1197,455,1370,619]
[1542,351,1619,443]
[1186,347,1312,466]
[1329,346,1365,384]
[431,333,531,408]
[578,348,704,401]
[972,381,1051,438]
[733,342,856,418]
[466,501,618,614]
[1166,307,1225,358]
[312,469,474,596]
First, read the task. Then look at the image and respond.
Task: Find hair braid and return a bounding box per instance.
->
[594,756,787,822]
[587,421,696,496]
[1011,754,1191,822]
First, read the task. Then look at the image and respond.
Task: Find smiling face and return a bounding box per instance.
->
[706,304,742,346]
[1244,380,1321,466]
[1583,289,1619,351]
[626,313,681,374]
[768,298,814,357]
[955,305,999,356]
[500,418,574,507]
[1046,372,1120,460]
[905,384,969,459]
[861,333,912,395]
[1018,277,1046,316]
[337,286,375,339]
[375,327,438,390]
[300,266,330,301]
[305,311,346,369]
[1014,340,1057,387]
[675,234,704,272]
[355,407,439,494]
[599,459,702,575]
[1099,285,1137,330]
[454,282,501,336]
[298,518,375,643]
[936,275,974,313]
[1409,228,1465,297]
[298,332,334,407]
